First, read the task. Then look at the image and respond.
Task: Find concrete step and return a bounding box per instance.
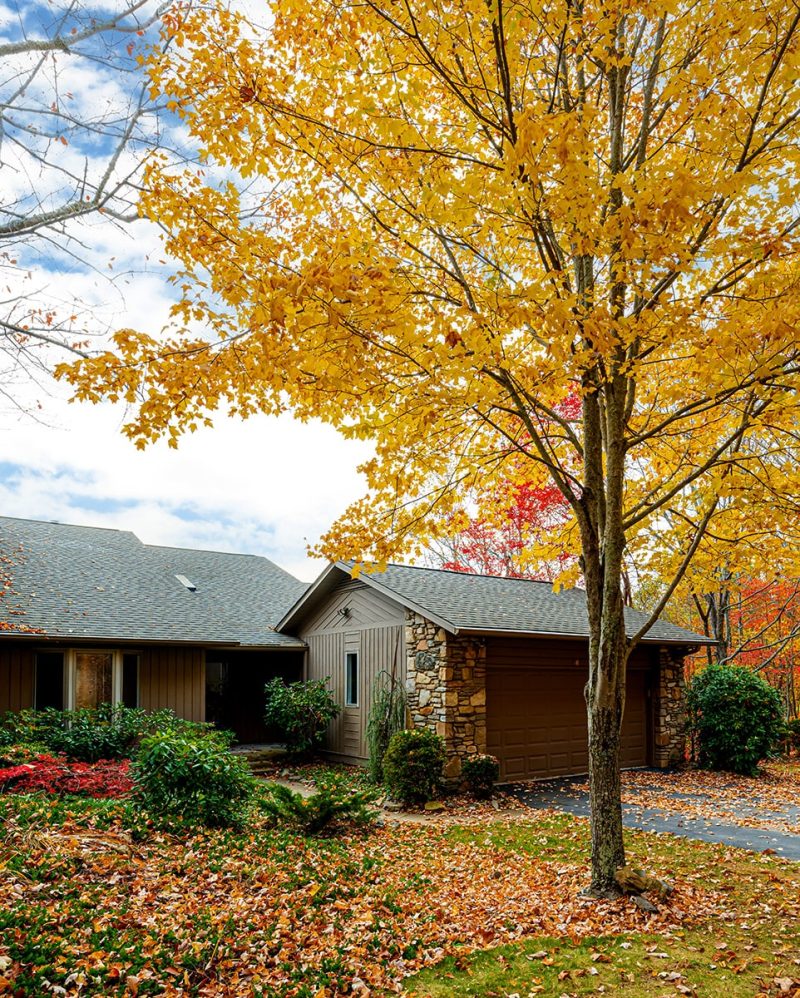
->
[231,744,288,776]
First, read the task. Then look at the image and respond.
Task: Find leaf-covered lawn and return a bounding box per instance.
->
[0,794,797,996]
[435,820,800,996]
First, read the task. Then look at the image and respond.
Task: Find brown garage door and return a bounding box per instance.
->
[486,640,650,781]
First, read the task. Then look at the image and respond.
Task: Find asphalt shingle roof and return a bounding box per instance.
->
[0,517,307,647]
[338,562,710,645]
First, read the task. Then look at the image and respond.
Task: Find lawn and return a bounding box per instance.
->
[1,792,798,997]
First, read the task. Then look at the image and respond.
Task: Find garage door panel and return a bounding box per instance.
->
[487,660,649,781]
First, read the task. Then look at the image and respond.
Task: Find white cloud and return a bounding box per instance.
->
[0,390,372,581]
[0,1,374,583]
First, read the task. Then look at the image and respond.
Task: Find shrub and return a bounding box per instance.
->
[366,671,406,783]
[687,665,784,776]
[382,728,445,805]
[779,718,800,755]
[264,677,340,756]
[461,753,499,798]
[0,755,132,798]
[0,705,229,762]
[132,731,254,828]
[0,742,53,766]
[260,774,377,834]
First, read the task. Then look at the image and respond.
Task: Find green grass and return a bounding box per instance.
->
[407,814,800,996]
[407,928,794,997]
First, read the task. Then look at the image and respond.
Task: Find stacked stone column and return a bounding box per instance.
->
[404,611,488,780]
[652,647,687,767]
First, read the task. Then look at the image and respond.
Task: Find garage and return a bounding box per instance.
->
[486,637,652,781]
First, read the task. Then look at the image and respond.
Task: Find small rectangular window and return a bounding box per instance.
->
[35,652,64,710]
[122,653,139,708]
[345,651,359,707]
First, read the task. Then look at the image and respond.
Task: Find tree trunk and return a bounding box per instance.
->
[584,583,629,895]
[588,700,625,893]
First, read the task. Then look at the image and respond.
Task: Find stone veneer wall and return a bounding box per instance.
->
[405,611,689,776]
[653,647,687,767]
[404,611,487,779]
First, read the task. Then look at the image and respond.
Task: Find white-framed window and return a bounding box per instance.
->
[345,651,359,707]
[64,649,135,710]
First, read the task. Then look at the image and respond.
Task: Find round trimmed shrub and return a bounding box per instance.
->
[462,753,500,798]
[382,728,445,804]
[687,665,784,776]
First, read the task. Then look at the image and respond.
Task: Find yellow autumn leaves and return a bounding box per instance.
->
[59,0,800,582]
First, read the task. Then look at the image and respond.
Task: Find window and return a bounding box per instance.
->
[122,653,139,708]
[35,652,64,709]
[345,651,359,707]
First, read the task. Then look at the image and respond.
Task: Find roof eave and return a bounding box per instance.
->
[0,632,307,650]
[455,625,713,646]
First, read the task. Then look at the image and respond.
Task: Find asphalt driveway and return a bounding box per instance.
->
[509,769,800,860]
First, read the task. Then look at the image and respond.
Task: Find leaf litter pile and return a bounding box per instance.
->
[0,797,725,997]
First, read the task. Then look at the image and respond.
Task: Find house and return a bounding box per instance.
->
[0,516,709,780]
[0,517,306,744]
[278,561,709,780]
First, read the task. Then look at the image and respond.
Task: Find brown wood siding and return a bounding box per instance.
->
[302,583,405,761]
[0,644,35,715]
[486,637,654,781]
[301,580,405,635]
[138,647,205,721]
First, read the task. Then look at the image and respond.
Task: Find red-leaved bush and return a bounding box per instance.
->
[0,755,132,798]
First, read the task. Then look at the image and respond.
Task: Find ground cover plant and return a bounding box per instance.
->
[2,771,799,997]
[259,774,378,835]
[0,755,132,798]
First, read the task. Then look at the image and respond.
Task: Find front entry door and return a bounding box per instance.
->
[74,651,113,708]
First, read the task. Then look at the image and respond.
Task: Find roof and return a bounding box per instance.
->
[279,561,712,646]
[0,517,307,648]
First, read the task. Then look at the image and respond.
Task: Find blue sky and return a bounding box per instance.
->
[0,0,370,582]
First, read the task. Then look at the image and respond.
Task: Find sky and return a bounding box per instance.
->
[0,0,371,583]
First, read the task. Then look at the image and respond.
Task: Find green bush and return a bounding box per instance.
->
[132,731,254,828]
[687,665,784,776]
[0,724,14,749]
[366,671,406,783]
[0,705,228,762]
[461,753,500,798]
[259,774,377,835]
[0,742,52,766]
[382,728,445,805]
[264,678,340,756]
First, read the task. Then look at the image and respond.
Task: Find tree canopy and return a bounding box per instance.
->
[62,0,800,891]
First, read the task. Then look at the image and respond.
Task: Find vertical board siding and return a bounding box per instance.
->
[301,582,405,760]
[138,647,205,721]
[0,644,35,715]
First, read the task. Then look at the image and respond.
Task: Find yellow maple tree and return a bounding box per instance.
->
[61,0,800,892]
